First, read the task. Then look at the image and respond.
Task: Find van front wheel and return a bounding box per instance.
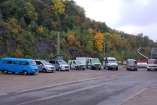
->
[2,70,8,74]
[23,71,28,75]
[42,68,47,73]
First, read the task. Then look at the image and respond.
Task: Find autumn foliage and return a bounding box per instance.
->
[67,34,76,46]
[93,31,104,51]
[13,48,24,58]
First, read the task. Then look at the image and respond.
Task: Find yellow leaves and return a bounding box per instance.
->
[93,31,104,51]
[51,0,65,15]
[12,28,18,35]
[38,26,44,33]
[67,34,75,46]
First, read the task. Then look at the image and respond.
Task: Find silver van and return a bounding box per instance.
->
[35,60,56,73]
[126,59,137,71]
[49,55,70,71]
[49,60,70,71]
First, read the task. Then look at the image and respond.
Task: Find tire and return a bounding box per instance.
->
[82,68,85,70]
[12,72,15,74]
[99,68,101,70]
[30,73,34,75]
[42,68,47,73]
[2,70,8,74]
[116,68,118,71]
[104,67,105,69]
[58,67,61,71]
[23,70,28,75]
[86,65,88,69]
[147,69,149,71]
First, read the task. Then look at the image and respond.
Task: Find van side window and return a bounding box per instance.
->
[36,61,42,65]
[19,62,22,65]
[49,61,55,64]
[13,61,18,64]
[56,61,59,65]
[3,60,7,64]
[6,61,12,64]
[23,62,29,65]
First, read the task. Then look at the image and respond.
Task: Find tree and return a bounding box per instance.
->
[51,0,65,15]
[85,41,93,53]
[24,2,38,21]
[93,31,104,51]
[67,34,75,46]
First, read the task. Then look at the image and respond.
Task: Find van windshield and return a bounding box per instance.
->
[42,60,52,65]
[29,61,36,66]
[76,61,82,64]
[91,58,100,63]
[58,60,67,64]
[148,60,157,64]
[108,60,117,63]
[129,61,137,64]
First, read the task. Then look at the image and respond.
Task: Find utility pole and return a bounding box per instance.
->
[57,32,60,55]
[103,42,105,58]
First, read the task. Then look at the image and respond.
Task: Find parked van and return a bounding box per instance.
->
[103,57,118,70]
[126,59,137,71]
[49,55,70,71]
[86,58,101,70]
[147,59,157,71]
[35,60,56,73]
[68,60,85,70]
[76,57,90,65]
[0,58,38,75]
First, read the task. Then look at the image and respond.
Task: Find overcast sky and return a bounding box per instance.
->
[74,0,157,42]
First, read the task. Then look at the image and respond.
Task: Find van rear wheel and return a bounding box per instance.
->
[23,71,28,75]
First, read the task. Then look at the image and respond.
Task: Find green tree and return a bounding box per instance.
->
[85,41,93,53]
[24,2,38,21]
[3,30,10,39]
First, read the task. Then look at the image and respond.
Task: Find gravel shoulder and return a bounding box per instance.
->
[122,88,157,105]
[0,66,145,95]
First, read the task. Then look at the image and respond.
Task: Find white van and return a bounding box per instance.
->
[103,57,118,70]
[147,59,157,71]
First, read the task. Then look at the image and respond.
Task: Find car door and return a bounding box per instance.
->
[56,61,60,69]
[36,61,43,72]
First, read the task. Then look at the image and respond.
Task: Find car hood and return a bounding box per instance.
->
[45,65,55,67]
[60,64,69,66]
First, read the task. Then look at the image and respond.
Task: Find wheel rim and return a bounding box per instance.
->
[24,71,28,75]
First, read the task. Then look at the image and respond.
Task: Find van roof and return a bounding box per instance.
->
[1,58,34,62]
[127,59,136,61]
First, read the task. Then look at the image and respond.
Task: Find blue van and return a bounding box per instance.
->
[0,58,38,75]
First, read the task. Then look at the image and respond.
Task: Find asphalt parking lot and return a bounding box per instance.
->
[0,65,142,95]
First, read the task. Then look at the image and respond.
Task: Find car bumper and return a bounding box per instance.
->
[108,66,118,69]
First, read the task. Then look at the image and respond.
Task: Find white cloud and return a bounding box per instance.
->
[74,0,157,42]
[74,0,121,25]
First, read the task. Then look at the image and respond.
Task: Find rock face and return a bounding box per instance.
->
[69,48,83,59]
[0,39,83,58]
[33,40,57,54]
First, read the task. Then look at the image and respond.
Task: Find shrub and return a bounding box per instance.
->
[13,48,24,58]
[3,30,10,39]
